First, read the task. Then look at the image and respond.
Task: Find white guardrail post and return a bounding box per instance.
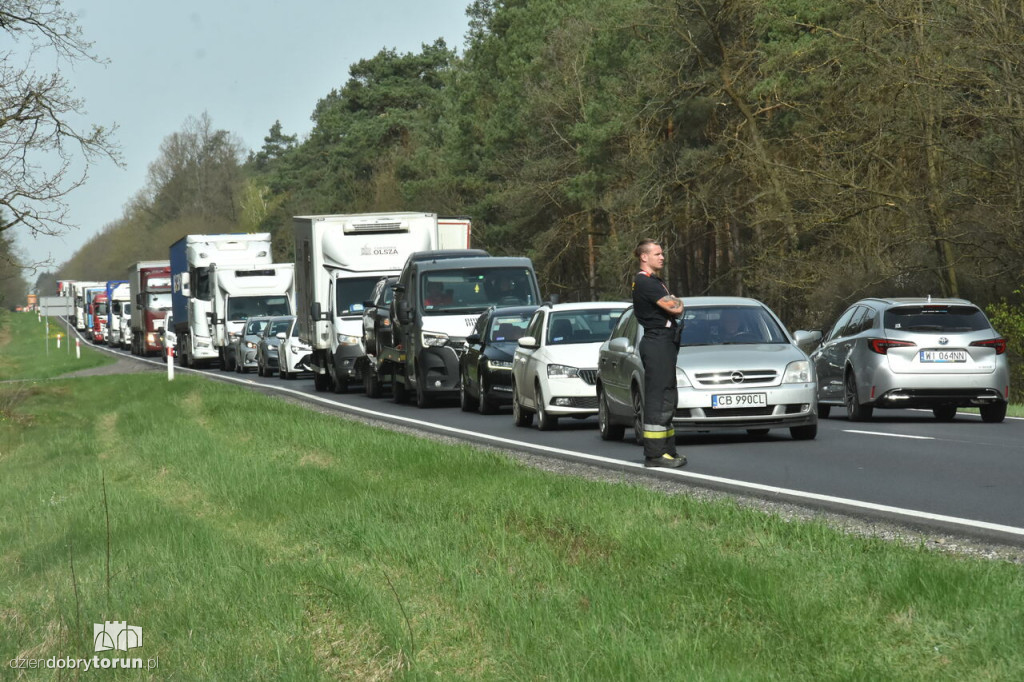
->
[167,343,174,381]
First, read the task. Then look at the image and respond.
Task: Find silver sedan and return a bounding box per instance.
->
[597,297,820,443]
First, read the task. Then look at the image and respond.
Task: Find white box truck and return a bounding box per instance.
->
[170,233,294,369]
[71,281,104,331]
[293,212,471,392]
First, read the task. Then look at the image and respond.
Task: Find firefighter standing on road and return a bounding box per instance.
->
[632,239,686,468]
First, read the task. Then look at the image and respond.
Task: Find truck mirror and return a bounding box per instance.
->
[363,300,375,309]
[396,301,411,324]
[311,301,322,321]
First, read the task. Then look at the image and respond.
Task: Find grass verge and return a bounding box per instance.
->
[2,316,1024,679]
[0,311,113,381]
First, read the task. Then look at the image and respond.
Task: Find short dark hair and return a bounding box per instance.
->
[634,239,660,259]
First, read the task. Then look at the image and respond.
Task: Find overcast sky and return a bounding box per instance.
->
[18,0,472,273]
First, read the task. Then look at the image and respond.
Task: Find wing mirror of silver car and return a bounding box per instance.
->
[793,330,823,350]
[608,337,633,353]
[518,336,539,349]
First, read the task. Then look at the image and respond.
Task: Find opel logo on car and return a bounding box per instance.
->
[939,337,949,345]
[731,371,744,384]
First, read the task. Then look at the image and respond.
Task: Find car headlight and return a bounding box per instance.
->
[245,341,257,349]
[675,367,692,388]
[337,334,361,346]
[547,364,580,378]
[782,360,812,383]
[486,359,513,369]
[422,331,449,347]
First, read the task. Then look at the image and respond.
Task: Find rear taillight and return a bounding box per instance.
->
[868,338,916,354]
[970,338,1007,354]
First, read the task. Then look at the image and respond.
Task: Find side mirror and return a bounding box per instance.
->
[518,336,539,349]
[310,301,322,321]
[466,333,481,345]
[793,330,823,350]
[363,300,376,309]
[396,300,411,325]
[608,337,632,353]
[276,332,287,340]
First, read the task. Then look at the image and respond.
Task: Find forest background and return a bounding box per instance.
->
[16,0,1024,392]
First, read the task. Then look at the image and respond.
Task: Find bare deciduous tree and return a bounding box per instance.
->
[0,0,121,237]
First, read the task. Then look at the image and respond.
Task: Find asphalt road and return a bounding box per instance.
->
[72,331,1024,546]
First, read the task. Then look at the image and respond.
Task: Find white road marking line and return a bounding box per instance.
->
[842,429,935,440]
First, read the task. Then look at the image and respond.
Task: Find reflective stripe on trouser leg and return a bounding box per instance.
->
[640,328,678,460]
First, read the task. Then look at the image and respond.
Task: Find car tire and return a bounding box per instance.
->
[980,401,1007,423]
[459,370,478,412]
[313,372,331,392]
[632,387,645,446]
[535,381,558,431]
[790,424,818,440]
[598,389,625,441]
[415,372,431,408]
[364,367,383,398]
[392,374,409,404]
[478,373,496,415]
[844,371,873,421]
[933,405,957,421]
[331,364,348,394]
[512,380,533,427]
[818,403,831,419]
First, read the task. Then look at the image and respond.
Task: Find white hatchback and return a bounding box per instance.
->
[512,301,630,430]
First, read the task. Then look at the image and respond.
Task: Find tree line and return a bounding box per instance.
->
[44,0,1024,390]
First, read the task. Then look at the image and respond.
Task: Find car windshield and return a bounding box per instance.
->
[547,308,624,345]
[883,305,990,333]
[488,314,531,342]
[227,295,291,321]
[268,318,292,336]
[245,319,268,335]
[421,267,538,313]
[336,276,380,316]
[148,292,172,311]
[679,305,789,345]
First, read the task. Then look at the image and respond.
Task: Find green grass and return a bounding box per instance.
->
[3,313,1024,680]
[0,310,113,380]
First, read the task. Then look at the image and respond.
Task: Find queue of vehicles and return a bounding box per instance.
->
[55,212,1011,451]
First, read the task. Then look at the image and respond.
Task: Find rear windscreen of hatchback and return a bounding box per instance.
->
[883,305,990,332]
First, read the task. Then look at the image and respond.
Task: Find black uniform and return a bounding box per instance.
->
[632,271,682,462]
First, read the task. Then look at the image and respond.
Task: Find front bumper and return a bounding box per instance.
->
[416,346,462,396]
[673,383,818,430]
[542,375,599,416]
[333,344,364,380]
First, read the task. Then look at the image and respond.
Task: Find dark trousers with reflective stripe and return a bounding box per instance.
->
[640,327,679,460]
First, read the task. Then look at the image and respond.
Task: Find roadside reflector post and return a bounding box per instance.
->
[57,333,62,349]
[167,344,174,381]
[75,338,81,359]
